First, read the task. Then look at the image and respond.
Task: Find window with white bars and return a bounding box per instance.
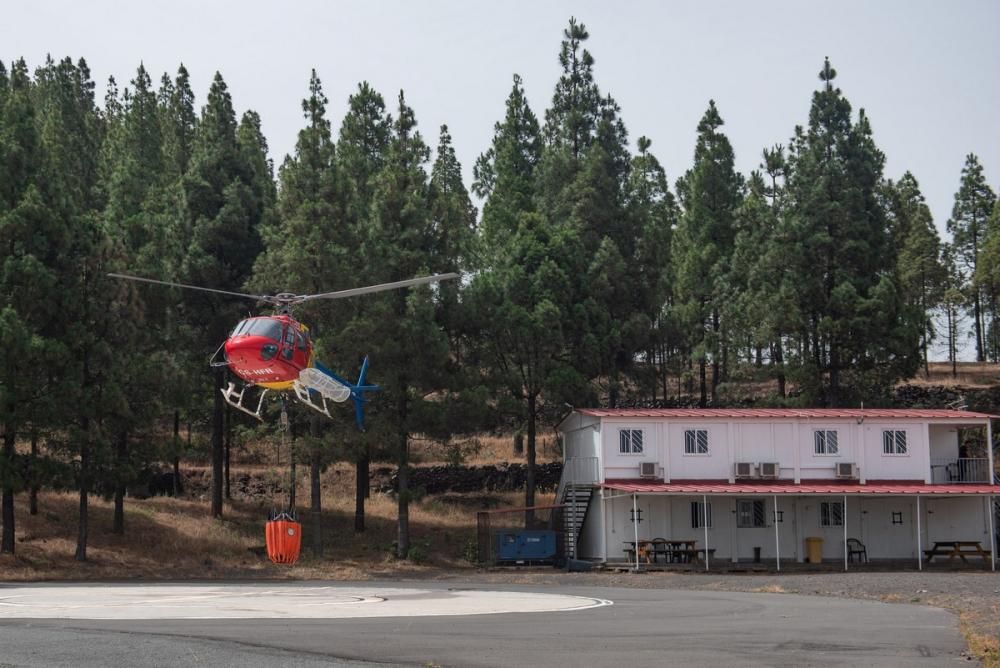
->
[684,429,709,455]
[820,501,844,527]
[619,429,644,455]
[882,430,907,455]
[691,501,712,528]
[814,430,839,455]
[737,499,767,528]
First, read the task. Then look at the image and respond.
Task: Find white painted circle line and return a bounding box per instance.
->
[0,586,615,620]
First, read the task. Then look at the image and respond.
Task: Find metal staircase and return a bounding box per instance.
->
[556,456,599,560]
[561,486,593,560]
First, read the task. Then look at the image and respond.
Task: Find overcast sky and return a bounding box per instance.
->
[4,0,999,239]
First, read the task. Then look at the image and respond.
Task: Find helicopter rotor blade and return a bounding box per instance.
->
[107,273,278,304]
[298,273,461,302]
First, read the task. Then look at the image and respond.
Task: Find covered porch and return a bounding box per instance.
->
[597,481,997,572]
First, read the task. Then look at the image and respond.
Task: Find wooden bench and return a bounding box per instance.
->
[672,548,717,563]
[923,541,991,564]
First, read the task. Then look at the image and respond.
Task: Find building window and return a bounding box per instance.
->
[737,499,767,528]
[814,430,839,455]
[619,429,644,455]
[684,429,709,455]
[691,501,712,529]
[882,430,907,455]
[891,511,903,525]
[820,501,844,527]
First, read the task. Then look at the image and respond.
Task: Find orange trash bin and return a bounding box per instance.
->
[265,512,302,565]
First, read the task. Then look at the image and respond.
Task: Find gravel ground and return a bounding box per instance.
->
[417,568,1000,662]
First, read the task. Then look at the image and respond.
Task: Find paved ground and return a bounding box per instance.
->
[0,581,970,667]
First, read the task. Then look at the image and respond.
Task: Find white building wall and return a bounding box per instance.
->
[924,497,991,546]
[576,495,604,560]
[601,420,665,480]
[861,422,928,481]
[928,425,959,459]
[665,422,731,480]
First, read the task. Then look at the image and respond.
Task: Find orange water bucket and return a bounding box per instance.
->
[265,514,302,565]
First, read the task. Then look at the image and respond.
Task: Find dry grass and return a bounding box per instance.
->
[408,433,562,467]
[960,609,1000,668]
[903,362,1000,389]
[749,584,786,594]
[0,461,557,582]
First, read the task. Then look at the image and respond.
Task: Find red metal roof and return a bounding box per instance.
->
[601,479,999,495]
[576,408,997,420]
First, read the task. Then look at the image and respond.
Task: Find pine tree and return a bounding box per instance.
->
[886,172,946,375]
[625,137,678,402]
[429,124,476,348]
[33,56,111,560]
[0,58,54,554]
[469,74,583,516]
[335,81,393,533]
[977,199,1000,361]
[782,59,919,404]
[947,154,996,362]
[672,100,743,405]
[179,72,264,518]
[357,91,452,558]
[253,69,348,549]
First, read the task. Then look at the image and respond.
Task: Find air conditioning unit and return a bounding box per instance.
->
[836,462,858,479]
[759,462,780,479]
[639,462,658,478]
[734,462,757,479]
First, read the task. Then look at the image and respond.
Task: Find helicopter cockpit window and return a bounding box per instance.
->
[297,331,308,351]
[282,328,295,360]
[230,320,251,337]
[246,318,282,341]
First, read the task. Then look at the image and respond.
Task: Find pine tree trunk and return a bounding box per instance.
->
[1,415,15,555]
[310,415,323,556]
[211,367,224,518]
[172,410,181,496]
[974,290,984,362]
[75,426,89,562]
[711,311,720,404]
[773,340,786,398]
[29,432,38,516]
[354,449,367,533]
[113,431,127,535]
[698,359,707,408]
[288,423,296,510]
[224,403,231,500]
[525,393,537,528]
[396,378,410,559]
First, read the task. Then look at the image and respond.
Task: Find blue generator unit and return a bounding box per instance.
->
[495,530,557,563]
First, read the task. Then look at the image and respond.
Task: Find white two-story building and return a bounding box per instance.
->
[556,408,997,569]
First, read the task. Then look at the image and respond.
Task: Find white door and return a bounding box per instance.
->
[861,497,914,559]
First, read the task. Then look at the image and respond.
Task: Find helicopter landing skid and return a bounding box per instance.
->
[221,382,269,421]
[291,380,333,419]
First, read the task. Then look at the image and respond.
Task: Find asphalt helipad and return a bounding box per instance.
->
[0,581,969,667]
[0,583,610,619]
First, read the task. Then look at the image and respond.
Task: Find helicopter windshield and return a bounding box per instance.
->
[232,318,282,341]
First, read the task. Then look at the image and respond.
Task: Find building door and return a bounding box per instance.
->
[861,497,914,559]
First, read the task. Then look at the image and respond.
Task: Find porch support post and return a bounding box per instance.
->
[843,494,848,572]
[703,494,709,572]
[916,495,922,571]
[989,495,996,572]
[773,494,780,572]
[987,419,994,487]
[632,493,639,571]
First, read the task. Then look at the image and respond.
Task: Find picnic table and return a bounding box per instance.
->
[625,540,714,564]
[922,541,992,564]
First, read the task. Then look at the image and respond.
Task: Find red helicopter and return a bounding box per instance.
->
[108,272,460,429]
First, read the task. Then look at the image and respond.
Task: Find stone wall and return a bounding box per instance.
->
[379,462,563,495]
